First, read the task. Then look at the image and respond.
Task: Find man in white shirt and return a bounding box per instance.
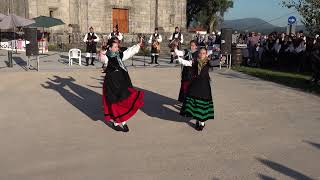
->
[169,27,184,63]
[148,27,162,64]
[108,26,123,42]
[83,27,100,66]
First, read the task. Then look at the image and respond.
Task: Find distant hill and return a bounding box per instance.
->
[222,18,305,34]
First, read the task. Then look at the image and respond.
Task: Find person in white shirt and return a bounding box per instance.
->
[108,26,123,42]
[168,27,184,63]
[101,37,144,132]
[83,27,100,66]
[148,27,162,64]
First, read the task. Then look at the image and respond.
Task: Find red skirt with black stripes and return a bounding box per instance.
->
[103,86,144,123]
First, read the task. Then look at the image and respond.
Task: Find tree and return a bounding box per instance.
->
[186,0,205,28]
[282,0,320,35]
[187,0,233,33]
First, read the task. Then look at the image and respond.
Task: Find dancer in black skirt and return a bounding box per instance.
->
[175,40,198,103]
[101,37,144,132]
[176,47,214,131]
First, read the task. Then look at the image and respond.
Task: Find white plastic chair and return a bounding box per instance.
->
[68,49,82,66]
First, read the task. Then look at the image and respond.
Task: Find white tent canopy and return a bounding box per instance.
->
[0,14,35,29]
[0,13,7,21]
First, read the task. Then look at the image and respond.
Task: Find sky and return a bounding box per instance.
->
[224,0,302,26]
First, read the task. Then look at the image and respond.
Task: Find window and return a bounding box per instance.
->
[49,8,58,18]
[49,10,54,17]
[169,14,175,25]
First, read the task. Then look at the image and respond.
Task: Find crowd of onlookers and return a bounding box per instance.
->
[233,30,320,84]
[234,31,307,69]
[193,30,320,84]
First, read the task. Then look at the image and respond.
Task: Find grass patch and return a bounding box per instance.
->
[233,66,320,95]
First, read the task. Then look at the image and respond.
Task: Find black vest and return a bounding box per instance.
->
[111,32,119,38]
[104,52,132,103]
[172,32,182,40]
[153,33,160,39]
[87,33,97,41]
[181,50,198,81]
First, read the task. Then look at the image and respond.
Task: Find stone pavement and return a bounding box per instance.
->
[0,50,320,180]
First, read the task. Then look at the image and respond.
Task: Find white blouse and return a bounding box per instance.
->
[101,44,141,66]
[174,49,192,67]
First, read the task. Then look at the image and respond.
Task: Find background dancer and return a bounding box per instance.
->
[175,40,198,103]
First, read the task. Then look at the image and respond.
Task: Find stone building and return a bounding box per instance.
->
[0,0,187,34]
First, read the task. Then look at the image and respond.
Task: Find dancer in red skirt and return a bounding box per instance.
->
[101,37,144,132]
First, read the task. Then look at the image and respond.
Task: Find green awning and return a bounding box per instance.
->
[28,16,64,28]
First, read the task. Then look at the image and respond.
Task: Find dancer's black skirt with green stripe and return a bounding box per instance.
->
[180,96,214,122]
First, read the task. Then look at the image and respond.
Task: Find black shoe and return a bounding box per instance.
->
[91,63,94,66]
[149,62,154,64]
[112,123,123,132]
[85,64,89,66]
[122,124,129,132]
[195,121,200,130]
[198,124,205,131]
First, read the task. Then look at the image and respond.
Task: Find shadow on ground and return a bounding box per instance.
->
[41,76,103,122]
[304,140,320,150]
[41,75,194,130]
[257,174,276,180]
[12,57,28,71]
[256,158,313,180]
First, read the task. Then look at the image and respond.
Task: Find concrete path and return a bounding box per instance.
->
[0,50,320,180]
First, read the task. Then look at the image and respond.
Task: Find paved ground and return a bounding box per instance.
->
[0,50,320,180]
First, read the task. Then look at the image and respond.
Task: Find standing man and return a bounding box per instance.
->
[148,27,162,64]
[108,25,123,42]
[66,24,73,44]
[83,27,100,66]
[169,27,184,63]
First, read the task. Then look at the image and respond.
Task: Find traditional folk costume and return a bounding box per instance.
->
[108,31,123,42]
[169,31,184,63]
[83,31,100,66]
[175,49,198,103]
[176,52,214,131]
[148,33,162,64]
[101,44,144,132]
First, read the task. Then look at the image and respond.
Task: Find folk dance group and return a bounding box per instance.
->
[87,26,214,132]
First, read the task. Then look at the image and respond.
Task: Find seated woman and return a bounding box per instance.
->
[175,47,214,131]
[100,37,144,132]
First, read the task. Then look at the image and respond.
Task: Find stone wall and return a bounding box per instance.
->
[0,0,28,17]
[25,0,187,34]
